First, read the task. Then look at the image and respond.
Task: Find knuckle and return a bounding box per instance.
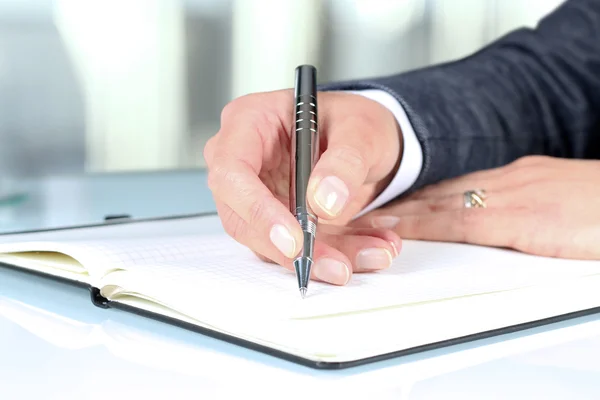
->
[511,156,530,167]
[206,160,231,193]
[428,198,447,212]
[220,94,261,124]
[206,160,222,190]
[425,200,438,213]
[330,145,368,178]
[512,163,545,183]
[203,137,216,165]
[224,214,247,242]
[220,99,241,123]
[206,167,219,192]
[513,155,548,168]
[398,215,420,238]
[247,194,269,228]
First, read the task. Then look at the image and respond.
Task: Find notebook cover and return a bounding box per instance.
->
[3,259,600,369]
[0,211,215,236]
[107,296,600,369]
[2,214,600,369]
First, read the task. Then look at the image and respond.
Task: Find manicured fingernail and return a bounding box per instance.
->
[371,216,400,229]
[356,248,393,271]
[313,258,350,285]
[314,176,349,216]
[269,224,296,258]
[389,241,399,257]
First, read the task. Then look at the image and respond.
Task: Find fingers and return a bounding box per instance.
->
[215,202,293,266]
[350,184,531,251]
[207,90,304,260]
[352,189,510,229]
[209,157,303,259]
[389,208,527,249]
[255,225,402,286]
[207,90,402,271]
[203,135,217,166]
[307,93,401,221]
[307,144,363,218]
[305,227,401,285]
[216,186,403,287]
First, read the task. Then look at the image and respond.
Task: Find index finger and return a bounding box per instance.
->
[207,91,303,259]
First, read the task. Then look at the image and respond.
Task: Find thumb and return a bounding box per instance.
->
[307,97,401,221]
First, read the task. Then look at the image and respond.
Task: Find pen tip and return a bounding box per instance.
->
[300,288,307,299]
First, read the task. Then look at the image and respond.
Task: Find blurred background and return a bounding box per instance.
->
[0,0,564,230]
[0,0,565,177]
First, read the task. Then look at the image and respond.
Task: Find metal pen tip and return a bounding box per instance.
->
[300,287,307,299]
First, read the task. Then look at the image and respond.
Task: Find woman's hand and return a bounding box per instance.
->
[354,156,600,260]
[204,90,403,285]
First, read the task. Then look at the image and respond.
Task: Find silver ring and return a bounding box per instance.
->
[463,189,487,208]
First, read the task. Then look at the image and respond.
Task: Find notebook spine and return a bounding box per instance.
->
[89,287,110,309]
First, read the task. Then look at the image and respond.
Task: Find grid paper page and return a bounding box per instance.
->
[3,232,600,320]
[78,233,600,321]
[5,230,600,362]
[0,214,224,284]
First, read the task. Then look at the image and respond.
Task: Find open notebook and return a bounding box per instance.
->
[1,213,600,369]
[4,268,600,395]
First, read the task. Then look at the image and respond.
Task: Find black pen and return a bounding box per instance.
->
[290,65,319,299]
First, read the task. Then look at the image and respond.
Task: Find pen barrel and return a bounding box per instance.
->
[290,65,319,225]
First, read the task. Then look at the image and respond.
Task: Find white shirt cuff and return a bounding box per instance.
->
[348,89,423,218]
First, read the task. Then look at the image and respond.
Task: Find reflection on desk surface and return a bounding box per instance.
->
[1,266,600,399]
[0,170,216,234]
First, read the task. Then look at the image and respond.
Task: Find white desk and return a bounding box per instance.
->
[1,170,600,399]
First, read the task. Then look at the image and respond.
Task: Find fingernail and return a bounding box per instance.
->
[313,258,350,285]
[389,241,399,258]
[269,224,296,258]
[371,216,400,229]
[356,248,393,271]
[314,176,349,216]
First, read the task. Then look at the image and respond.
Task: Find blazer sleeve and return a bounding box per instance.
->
[319,0,600,192]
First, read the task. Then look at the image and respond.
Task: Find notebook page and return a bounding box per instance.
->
[92,233,600,322]
[0,240,144,284]
[0,214,224,283]
[108,262,600,362]
[280,273,600,361]
[0,252,90,283]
